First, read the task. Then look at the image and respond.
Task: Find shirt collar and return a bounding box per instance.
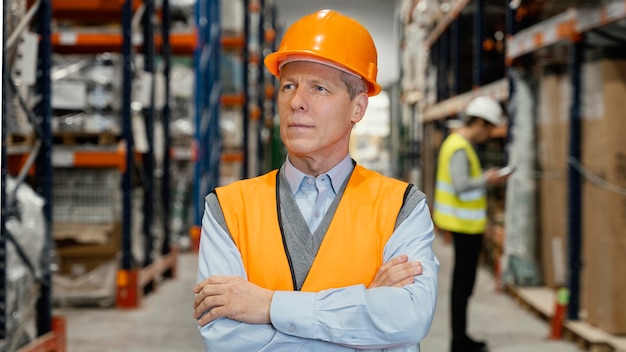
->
[284,155,354,196]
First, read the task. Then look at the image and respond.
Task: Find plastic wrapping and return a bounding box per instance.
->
[53,260,118,308]
[501,70,542,286]
[4,177,46,349]
[51,53,123,135]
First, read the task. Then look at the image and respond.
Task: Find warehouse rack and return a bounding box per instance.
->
[3,4,183,349]
[30,0,173,310]
[261,3,282,171]
[189,0,222,250]
[504,0,626,323]
[189,0,279,250]
[2,0,63,350]
[240,0,279,179]
[411,0,626,348]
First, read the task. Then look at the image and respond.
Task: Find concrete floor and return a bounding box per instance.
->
[56,235,584,352]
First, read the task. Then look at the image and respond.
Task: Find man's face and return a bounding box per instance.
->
[476,119,495,143]
[277,61,367,160]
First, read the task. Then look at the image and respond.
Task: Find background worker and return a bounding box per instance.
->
[192,9,439,351]
[433,96,509,352]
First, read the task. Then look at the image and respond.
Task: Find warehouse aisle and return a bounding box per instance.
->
[57,235,584,352]
[56,253,204,352]
[420,235,583,352]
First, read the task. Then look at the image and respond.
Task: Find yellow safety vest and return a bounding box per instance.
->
[433,133,487,234]
[215,165,408,292]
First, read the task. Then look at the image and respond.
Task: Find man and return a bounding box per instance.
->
[192,9,439,351]
[433,96,509,352]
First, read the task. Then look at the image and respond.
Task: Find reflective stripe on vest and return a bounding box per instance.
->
[215,165,408,292]
[433,133,487,234]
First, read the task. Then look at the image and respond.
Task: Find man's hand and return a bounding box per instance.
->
[484,167,509,185]
[193,276,274,326]
[368,254,423,288]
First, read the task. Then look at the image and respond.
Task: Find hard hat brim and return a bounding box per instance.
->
[264,51,382,96]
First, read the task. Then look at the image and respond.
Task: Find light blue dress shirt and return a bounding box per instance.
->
[197,155,439,351]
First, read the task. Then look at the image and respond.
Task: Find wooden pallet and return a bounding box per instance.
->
[53,131,119,146]
[6,133,35,147]
[506,286,626,352]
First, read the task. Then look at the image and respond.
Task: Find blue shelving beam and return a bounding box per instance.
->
[192,0,222,233]
[121,0,135,272]
[33,0,54,337]
[161,0,173,257]
[141,0,156,270]
[567,34,584,321]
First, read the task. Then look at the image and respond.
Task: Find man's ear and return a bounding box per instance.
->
[351,93,368,124]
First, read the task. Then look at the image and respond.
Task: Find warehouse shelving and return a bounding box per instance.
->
[4,0,180,320]
[504,2,626,326]
[189,0,279,250]
[421,0,508,118]
[2,0,64,350]
[422,78,509,122]
[189,0,222,250]
[261,2,282,171]
[412,0,626,348]
[423,0,471,48]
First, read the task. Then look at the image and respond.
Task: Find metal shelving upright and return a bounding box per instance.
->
[190,0,222,248]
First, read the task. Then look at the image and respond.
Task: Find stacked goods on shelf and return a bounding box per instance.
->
[51,167,122,300]
[51,54,122,138]
[219,0,245,185]
[168,63,195,247]
[50,55,125,306]
[4,178,46,348]
[47,0,174,307]
[580,58,626,335]
[536,69,570,289]
[3,0,57,347]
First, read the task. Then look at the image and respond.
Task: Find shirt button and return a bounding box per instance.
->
[288,324,296,332]
[315,211,320,217]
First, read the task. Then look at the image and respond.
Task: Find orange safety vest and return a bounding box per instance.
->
[215,165,409,292]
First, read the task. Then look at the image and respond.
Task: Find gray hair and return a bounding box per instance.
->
[339,71,368,100]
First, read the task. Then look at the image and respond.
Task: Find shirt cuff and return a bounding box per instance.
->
[270,290,316,339]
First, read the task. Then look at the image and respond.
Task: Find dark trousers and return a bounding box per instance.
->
[450,232,484,343]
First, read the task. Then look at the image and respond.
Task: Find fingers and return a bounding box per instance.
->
[192,276,235,320]
[196,306,227,326]
[384,254,409,267]
[369,255,424,288]
[193,285,220,319]
[193,282,235,325]
[192,277,274,326]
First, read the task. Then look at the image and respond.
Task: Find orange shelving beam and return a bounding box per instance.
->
[51,32,124,53]
[221,35,245,50]
[45,0,142,21]
[221,94,245,106]
[72,150,126,171]
[52,32,197,55]
[15,316,66,352]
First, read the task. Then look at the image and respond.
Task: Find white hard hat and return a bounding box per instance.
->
[465,96,504,126]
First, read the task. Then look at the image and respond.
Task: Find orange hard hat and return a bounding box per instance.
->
[264,9,381,96]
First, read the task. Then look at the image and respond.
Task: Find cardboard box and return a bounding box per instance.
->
[54,222,121,276]
[580,59,626,334]
[536,71,570,288]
